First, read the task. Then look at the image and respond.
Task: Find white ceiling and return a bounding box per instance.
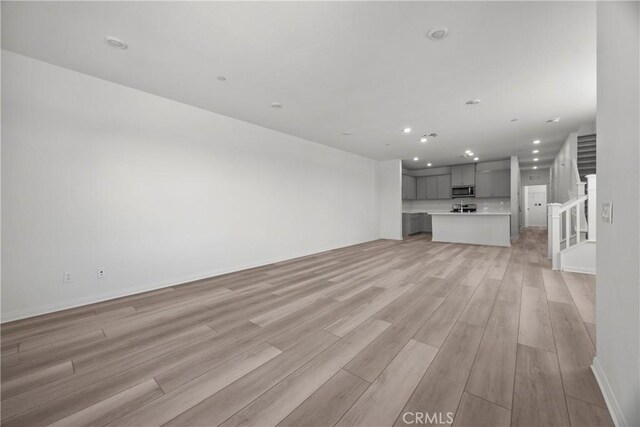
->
[2,1,596,170]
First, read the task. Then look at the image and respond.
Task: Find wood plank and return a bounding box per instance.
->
[324,282,413,337]
[541,269,573,304]
[215,318,390,427]
[561,272,596,324]
[465,300,520,409]
[547,301,607,408]
[458,278,502,327]
[453,392,511,427]
[337,340,438,427]
[163,320,386,427]
[566,396,614,427]
[49,379,163,427]
[518,286,556,352]
[412,285,475,347]
[512,344,569,427]
[278,370,369,427]
[395,322,484,426]
[345,294,443,382]
[1,360,74,400]
[108,342,282,426]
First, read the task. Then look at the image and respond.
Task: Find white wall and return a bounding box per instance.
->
[377,160,402,240]
[521,168,550,187]
[1,51,382,321]
[510,156,521,238]
[550,132,579,203]
[595,3,640,426]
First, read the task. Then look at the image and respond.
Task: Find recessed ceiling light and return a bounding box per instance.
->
[426,27,449,41]
[427,163,432,167]
[413,157,419,161]
[271,102,283,109]
[420,136,428,143]
[533,166,538,170]
[510,118,518,122]
[533,158,539,162]
[465,99,481,105]
[465,150,472,154]
[533,140,541,144]
[216,76,226,81]
[403,127,412,134]
[532,149,539,154]
[547,118,561,123]
[474,157,479,161]
[468,152,474,156]
[105,36,128,49]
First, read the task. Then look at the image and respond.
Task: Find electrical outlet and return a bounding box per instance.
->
[63,272,73,283]
[97,268,106,279]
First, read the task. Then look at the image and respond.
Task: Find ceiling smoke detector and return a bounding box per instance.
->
[216,76,226,81]
[271,102,283,109]
[105,36,128,49]
[465,99,481,105]
[427,27,449,41]
[546,118,561,123]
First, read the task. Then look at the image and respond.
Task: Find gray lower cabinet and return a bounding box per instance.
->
[402,213,433,236]
[475,169,510,198]
[423,213,432,232]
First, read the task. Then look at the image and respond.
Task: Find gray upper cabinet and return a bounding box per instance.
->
[451,165,476,186]
[462,164,476,186]
[475,171,493,198]
[402,174,416,199]
[437,175,451,199]
[426,176,439,200]
[451,166,463,186]
[492,169,511,197]
[416,177,429,200]
[475,169,510,198]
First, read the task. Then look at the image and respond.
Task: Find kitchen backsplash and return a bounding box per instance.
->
[403,197,510,212]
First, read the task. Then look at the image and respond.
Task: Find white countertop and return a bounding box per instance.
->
[403,210,511,216]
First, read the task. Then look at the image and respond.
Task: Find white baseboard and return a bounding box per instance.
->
[561,265,596,274]
[592,356,627,427]
[1,236,380,323]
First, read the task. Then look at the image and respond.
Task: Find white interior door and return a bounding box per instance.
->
[525,185,547,227]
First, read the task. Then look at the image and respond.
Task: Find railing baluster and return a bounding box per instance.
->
[576,202,582,244]
[566,207,571,248]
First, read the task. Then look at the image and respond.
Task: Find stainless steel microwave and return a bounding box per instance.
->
[451,186,475,198]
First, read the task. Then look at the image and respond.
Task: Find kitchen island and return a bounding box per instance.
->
[430,211,511,247]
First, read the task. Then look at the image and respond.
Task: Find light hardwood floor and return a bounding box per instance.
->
[0,229,612,426]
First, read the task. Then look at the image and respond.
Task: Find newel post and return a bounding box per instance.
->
[548,203,562,269]
[586,175,597,241]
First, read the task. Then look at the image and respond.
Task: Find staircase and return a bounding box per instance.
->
[577,134,596,222]
[548,175,597,274]
[577,134,597,180]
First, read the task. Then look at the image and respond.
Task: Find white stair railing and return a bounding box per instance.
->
[548,174,596,270]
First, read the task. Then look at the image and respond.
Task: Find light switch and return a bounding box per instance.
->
[601,201,613,223]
